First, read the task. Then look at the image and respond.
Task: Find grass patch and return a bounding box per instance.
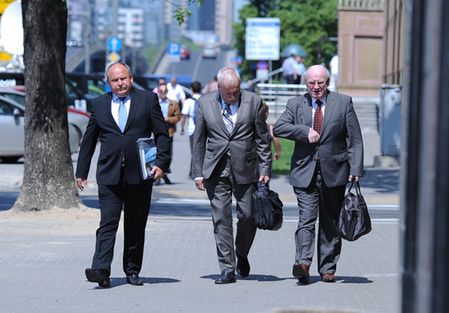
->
[272,138,294,175]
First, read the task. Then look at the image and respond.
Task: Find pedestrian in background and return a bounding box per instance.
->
[180,80,202,178]
[282,53,297,84]
[75,62,170,288]
[157,84,181,185]
[274,64,363,284]
[152,77,166,96]
[261,102,282,160]
[167,76,186,109]
[192,67,272,284]
[294,56,306,84]
[201,75,218,94]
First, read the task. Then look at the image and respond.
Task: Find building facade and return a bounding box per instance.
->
[337,0,385,96]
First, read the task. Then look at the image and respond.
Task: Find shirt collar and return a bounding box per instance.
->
[112,94,130,103]
[312,97,326,108]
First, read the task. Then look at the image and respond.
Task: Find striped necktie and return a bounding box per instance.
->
[118,97,128,132]
[223,103,234,132]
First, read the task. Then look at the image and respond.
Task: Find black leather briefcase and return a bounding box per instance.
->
[252,182,283,231]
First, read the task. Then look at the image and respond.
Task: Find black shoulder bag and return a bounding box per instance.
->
[337,181,372,241]
[252,182,283,231]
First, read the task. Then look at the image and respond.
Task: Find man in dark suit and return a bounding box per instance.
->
[274,64,363,284]
[192,67,272,284]
[75,62,170,288]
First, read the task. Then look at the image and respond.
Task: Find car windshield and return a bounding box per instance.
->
[0,92,25,106]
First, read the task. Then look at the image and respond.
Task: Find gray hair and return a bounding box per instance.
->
[217,67,241,86]
[303,64,330,82]
[105,62,133,81]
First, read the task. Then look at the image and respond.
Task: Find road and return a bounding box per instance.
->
[155,48,236,87]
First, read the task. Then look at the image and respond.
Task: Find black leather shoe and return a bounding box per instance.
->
[163,175,172,184]
[85,268,110,288]
[237,256,250,278]
[214,269,236,284]
[292,264,310,285]
[126,274,144,286]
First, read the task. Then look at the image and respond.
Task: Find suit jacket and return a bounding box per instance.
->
[164,99,181,137]
[76,88,171,185]
[192,90,272,184]
[273,92,363,188]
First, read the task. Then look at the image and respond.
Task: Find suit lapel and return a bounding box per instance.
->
[303,94,313,127]
[231,91,249,135]
[124,89,139,132]
[212,94,230,135]
[321,91,335,135]
[102,93,118,129]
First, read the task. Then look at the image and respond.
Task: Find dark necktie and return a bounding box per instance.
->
[118,97,128,132]
[313,99,323,134]
[223,103,234,132]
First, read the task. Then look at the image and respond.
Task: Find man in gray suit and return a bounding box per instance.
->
[274,64,363,284]
[192,67,272,284]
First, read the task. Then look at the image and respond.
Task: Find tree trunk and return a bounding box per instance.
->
[13,0,82,211]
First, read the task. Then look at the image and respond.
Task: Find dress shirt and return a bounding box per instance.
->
[111,94,130,128]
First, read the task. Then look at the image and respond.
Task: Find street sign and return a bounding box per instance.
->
[167,42,181,63]
[107,52,121,63]
[245,18,280,61]
[107,36,122,52]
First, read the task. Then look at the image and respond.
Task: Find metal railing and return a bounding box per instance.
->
[256,83,308,123]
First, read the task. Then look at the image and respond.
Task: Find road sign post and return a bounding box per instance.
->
[167,42,181,63]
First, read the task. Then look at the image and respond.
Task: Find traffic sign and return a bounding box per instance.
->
[245,18,280,60]
[107,52,121,63]
[167,42,181,63]
[108,36,122,52]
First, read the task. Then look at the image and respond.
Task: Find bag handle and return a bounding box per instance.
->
[347,180,354,193]
[355,181,362,196]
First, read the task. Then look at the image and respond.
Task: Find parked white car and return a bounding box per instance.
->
[0,90,89,163]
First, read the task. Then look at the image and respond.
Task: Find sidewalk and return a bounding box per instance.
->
[0,208,399,313]
[0,129,401,313]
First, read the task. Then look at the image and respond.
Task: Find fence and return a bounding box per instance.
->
[256,83,308,123]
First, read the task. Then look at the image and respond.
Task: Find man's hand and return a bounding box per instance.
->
[348,175,360,182]
[308,128,320,143]
[151,166,164,181]
[259,175,270,184]
[195,178,205,191]
[76,178,87,191]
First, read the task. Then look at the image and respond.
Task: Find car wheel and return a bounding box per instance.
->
[68,124,81,154]
[1,156,21,163]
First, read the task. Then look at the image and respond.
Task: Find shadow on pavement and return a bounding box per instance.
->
[361,168,400,193]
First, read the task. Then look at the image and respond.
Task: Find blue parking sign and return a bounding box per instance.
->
[167,42,181,62]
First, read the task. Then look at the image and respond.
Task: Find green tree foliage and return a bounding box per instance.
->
[233,0,338,78]
[233,5,258,81]
[271,0,338,66]
[248,0,280,17]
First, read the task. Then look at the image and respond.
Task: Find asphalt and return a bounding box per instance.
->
[0,128,401,313]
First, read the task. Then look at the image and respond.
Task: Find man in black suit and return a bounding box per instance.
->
[75,62,170,288]
[274,64,363,284]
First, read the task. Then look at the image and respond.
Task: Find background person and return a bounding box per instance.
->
[157,84,181,184]
[261,102,282,160]
[192,67,272,284]
[180,81,202,178]
[75,62,170,288]
[273,64,363,285]
[167,76,186,109]
[282,53,297,84]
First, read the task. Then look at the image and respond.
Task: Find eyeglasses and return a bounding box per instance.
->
[306,81,326,87]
